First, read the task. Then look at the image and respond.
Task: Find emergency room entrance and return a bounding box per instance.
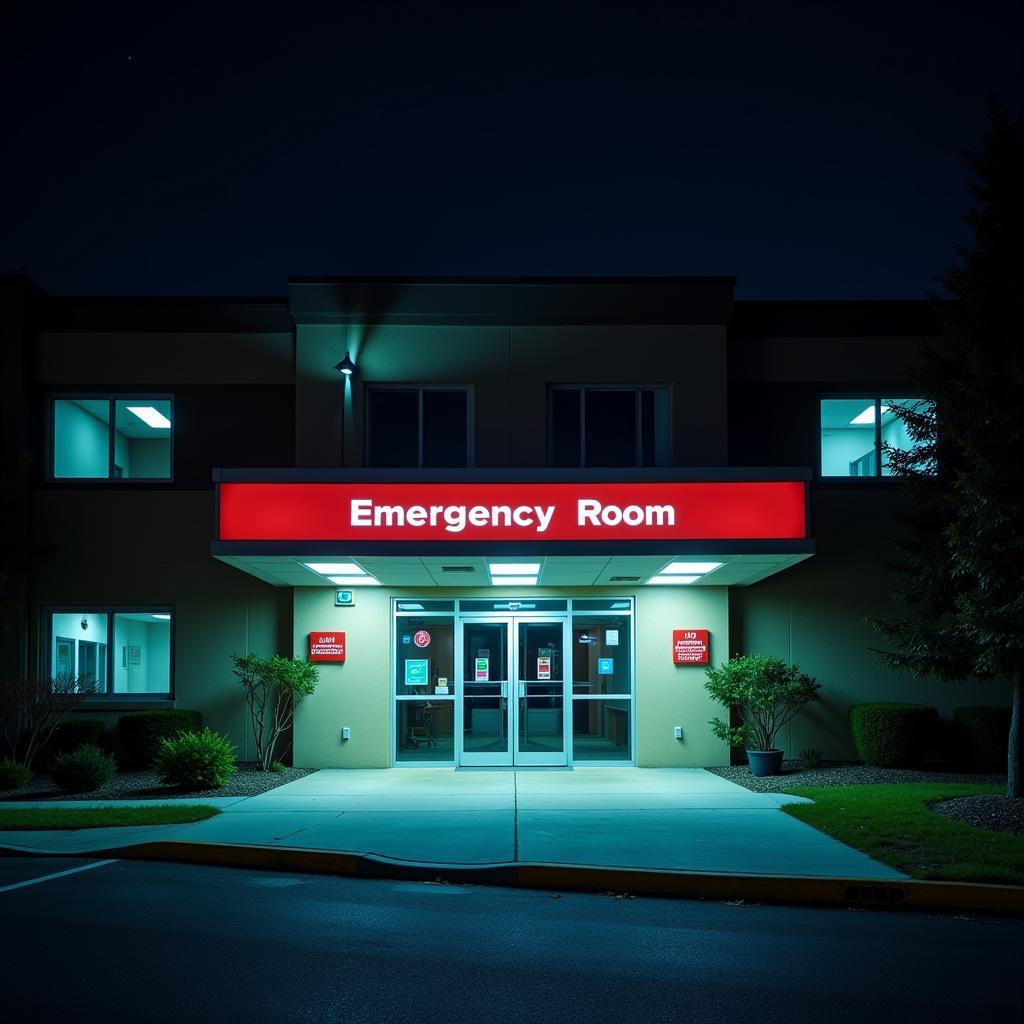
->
[459,613,568,767]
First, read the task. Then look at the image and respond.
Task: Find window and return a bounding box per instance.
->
[571,611,632,761]
[51,397,172,480]
[549,386,670,467]
[366,388,471,468]
[820,397,933,478]
[48,609,173,696]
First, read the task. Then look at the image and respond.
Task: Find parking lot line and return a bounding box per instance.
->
[0,859,118,894]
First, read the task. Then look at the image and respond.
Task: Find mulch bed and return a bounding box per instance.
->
[0,764,316,801]
[706,761,1021,836]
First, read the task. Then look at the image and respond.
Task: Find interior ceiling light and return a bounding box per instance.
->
[334,351,358,377]
[328,575,380,585]
[491,576,538,586]
[648,575,700,585]
[303,562,365,575]
[850,404,888,425]
[610,601,631,609]
[662,562,723,574]
[397,603,425,611]
[489,563,541,575]
[151,613,172,620]
[126,406,171,429]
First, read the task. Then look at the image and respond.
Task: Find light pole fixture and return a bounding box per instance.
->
[334,351,358,377]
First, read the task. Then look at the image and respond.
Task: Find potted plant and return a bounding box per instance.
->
[704,653,822,776]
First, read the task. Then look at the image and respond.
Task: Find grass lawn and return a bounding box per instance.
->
[0,805,221,831]
[782,783,1024,886]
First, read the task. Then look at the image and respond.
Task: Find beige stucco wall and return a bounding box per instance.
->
[292,585,730,769]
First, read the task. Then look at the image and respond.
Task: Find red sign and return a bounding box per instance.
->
[673,629,709,665]
[413,630,431,648]
[309,632,346,662]
[218,481,806,542]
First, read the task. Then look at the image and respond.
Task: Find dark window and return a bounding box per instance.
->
[548,387,669,467]
[366,388,471,468]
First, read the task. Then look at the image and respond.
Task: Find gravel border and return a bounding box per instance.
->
[0,765,316,801]
[705,761,1006,792]
[931,794,1024,836]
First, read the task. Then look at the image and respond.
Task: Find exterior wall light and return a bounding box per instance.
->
[334,352,358,377]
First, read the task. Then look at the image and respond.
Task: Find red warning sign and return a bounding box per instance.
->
[673,629,709,665]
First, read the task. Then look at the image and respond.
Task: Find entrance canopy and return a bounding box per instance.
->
[212,469,814,588]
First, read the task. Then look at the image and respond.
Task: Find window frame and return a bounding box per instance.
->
[47,393,175,483]
[818,393,928,480]
[363,384,474,469]
[44,605,175,701]
[547,384,672,468]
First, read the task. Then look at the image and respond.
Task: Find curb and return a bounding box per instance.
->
[3,839,1023,915]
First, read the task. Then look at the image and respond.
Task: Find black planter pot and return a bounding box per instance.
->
[746,749,784,777]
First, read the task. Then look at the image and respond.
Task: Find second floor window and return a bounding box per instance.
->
[51,397,173,480]
[366,387,471,468]
[549,386,670,467]
[820,397,932,477]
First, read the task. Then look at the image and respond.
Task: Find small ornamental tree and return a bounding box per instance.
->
[232,654,318,771]
[0,674,97,770]
[704,653,822,752]
[869,104,1024,798]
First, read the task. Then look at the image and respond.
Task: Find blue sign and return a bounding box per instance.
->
[598,657,614,675]
[405,659,429,685]
[401,634,411,645]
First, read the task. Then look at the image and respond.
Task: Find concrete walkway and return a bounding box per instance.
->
[0,768,903,879]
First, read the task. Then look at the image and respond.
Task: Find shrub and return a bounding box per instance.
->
[800,746,824,770]
[0,757,32,790]
[50,719,106,757]
[270,760,285,773]
[849,702,937,767]
[704,653,822,751]
[50,744,117,793]
[119,709,202,767]
[153,729,237,790]
[954,706,1011,772]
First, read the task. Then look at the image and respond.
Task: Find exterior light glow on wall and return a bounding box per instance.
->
[126,406,172,428]
[334,352,358,377]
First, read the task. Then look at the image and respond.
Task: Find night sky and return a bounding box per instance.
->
[3,1,1022,299]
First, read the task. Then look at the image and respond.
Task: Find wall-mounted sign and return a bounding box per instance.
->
[673,629,710,665]
[218,480,808,542]
[335,590,355,606]
[405,659,428,685]
[309,632,346,662]
[475,657,489,681]
[537,656,551,680]
[413,630,431,648]
[598,657,614,675]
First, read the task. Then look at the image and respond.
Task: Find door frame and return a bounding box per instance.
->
[456,613,570,767]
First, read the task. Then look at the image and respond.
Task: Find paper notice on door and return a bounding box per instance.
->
[605,629,619,646]
[537,655,551,680]
[475,657,489,681]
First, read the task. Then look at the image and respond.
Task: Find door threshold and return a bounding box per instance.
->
[455,765,574,772]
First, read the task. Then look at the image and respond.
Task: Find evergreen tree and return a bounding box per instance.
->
[871,103,1024,798]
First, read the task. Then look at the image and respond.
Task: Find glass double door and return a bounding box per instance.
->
[459,616,568,766]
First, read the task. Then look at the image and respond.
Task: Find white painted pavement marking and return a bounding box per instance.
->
[0,859,118,894]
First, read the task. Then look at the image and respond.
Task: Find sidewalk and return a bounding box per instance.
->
[0,768,904,879]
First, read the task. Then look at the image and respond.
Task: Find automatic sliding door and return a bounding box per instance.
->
[459,619,512,766]
[514,619,568,766]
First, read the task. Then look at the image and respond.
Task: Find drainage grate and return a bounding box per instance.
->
[842,885,907,905]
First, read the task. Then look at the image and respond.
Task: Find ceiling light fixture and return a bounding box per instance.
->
[303,562,366,575]
[126,406,172,429]
[850,404,888,425]
[491,576,538,586]
[152,613,172,620]
[489,563,541,575]
[662,562,723,575]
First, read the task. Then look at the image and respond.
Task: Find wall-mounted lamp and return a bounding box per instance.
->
[80,616,88,631]
[334,351,358,377]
